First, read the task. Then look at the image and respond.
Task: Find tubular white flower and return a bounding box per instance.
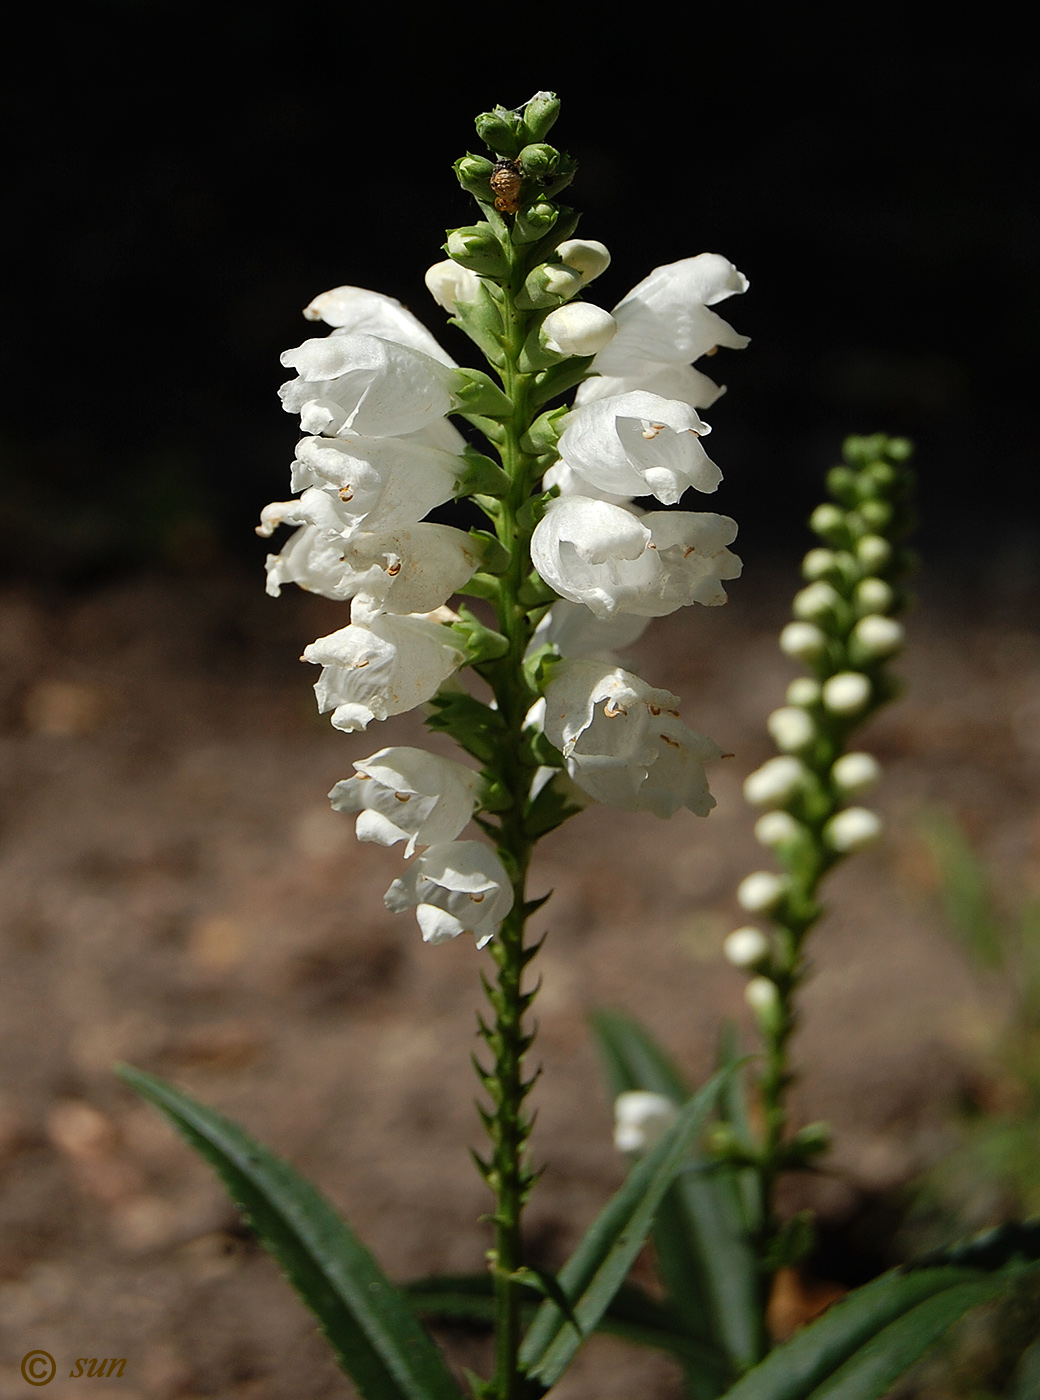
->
[724,927,770,968]
[737,871,786,912]
[613,1091,678,1154]
[779,621,828,661]
[557,391,721,503]
[289,435,461,532]
[531,498,740,621]
[821,671,871,715]
[576,253,748,410]
[540,303,617,356]
[766,706,815,752]
[302,285,457,367]
[556,239,611,284]
[424,259,481,314]
[329,747,480,857]
[383,840,514,946]
[303,595,465,733]
[542,660,722,817]
[824,807,882,853]
[280,332,457,439]
[831,752,882,795]
[526,599,651,663]
[541,459,631,506]
[743,755,808,807]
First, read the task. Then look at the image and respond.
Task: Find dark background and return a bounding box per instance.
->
[4,4,1037,584]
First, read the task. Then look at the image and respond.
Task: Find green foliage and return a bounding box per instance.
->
[116,1066,462,1400]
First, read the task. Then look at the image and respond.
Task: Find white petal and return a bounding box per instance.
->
[303,285,456,366]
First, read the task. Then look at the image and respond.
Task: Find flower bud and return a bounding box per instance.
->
[745,976,780,1016]
[856,534,892,570]
[513,201,558,243]
[518,263,583,309]
[821,671,871,715]
[743,755,807,807]
[824,806,882,852]
[454,154,496,199]
[855,577,894,613]
[613,1091,679,1155]
[445,225,508,278]
[724,926,770,967]
[802,548,838,581]
[424,259,481,313]
[793,580,842,622]
[522,91,561,141]
[860,499,894,530]
[810,503,848,544]
[517,142,559,179]
[851,614,904,658]
[779,621,827,660]
[767,706,815,752]
[475,107,522,157]
[556,238,611,284]
[738,871,786,913]
[831,751,881,795]
[755,811,801,847]
[540,303,617,357]
[786,677,820,707]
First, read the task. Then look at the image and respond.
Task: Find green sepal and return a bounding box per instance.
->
[456,448,510,499]
[451,368,514,419]
[516,493,556,535]
[115,1066,463,1400]
[523,207,582,268]
[523,771,586,840]
[522,641,559,695]
[477,773,512,814]
[468,529,511,575]
[513,201,559,245]
[520,406,569,456]
[451,605,510,665]
[456,573,501,602]
[518,571,560,608]
[444,224,509,279]
[450,280,506,366]
[517,143,559,180]
[539,154,577,200]
[530,356,595,409]
[528,729,566,769]
[425,691,509,765]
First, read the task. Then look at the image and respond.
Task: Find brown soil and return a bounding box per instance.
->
[1,563,1038,1399]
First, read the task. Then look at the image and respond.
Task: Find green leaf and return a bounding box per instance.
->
[116,1066,462,1400]
[518,1067,730,1388]
[1008,1335,1040,1399]
[589,1007,690,1102]
[425,690,509,765]
[718,1266,1013,1400]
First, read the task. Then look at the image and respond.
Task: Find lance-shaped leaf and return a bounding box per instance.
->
[117,1066,462,1400]
[518,1066,730,1389]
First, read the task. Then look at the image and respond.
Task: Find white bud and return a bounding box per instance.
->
[786,677,821,707]
[737,871,786,912]
[824,806,882,852]
[855,577,895,612]
[852,615,904,658]
[831,751,881,794]
[767,706,815,752]
[613,1091,678,1154]
[745,976,780,1012]
[793,581,841,621]
[857,535,892,570]
[802,548,838,580]
[779,622,827,660]
[724,926,770,967]
[743,755,807,807]
[540,264,585,300]
[755,811,800,847]
[821,671,871,715]
[557,238,612,284]
[424,259,481,313]
[541,303,617,356]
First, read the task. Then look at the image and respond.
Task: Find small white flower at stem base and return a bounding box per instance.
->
[824,807,882,853]
[724,926,770,968]
[737,871,786,913]
[557,391,720,503]
[831,752,881,795]
[779,622,828,661]
[613,1091,678,1154]
[743,755,808,808]
[383,841,514,947]
[821,671,871,715]
[424,259,481,314]
[540,303,617,357]
[329,747,481,857]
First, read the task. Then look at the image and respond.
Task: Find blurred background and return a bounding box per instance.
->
[1,6,1038,1398]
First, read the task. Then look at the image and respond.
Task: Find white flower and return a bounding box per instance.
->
[303,595,465,733]
[540,303,617,356]
[851,615,904,658]
[556,239,611,284]
[424,260,481,314]
[824,807,882,853]
[302,285,456,366]
[821,671,871,715]
[831,752,881,795]
[384,841,514,946]
[613,1091,678,1154]
[329,747,480,857]
[779,622,828,660]
[542,660,722,817]
[766,706,815,752]
[743,755,808,807]
[526,599,650,663]
[558,392,720,504]
[724,927,770,967]
[576,253,748,410]
[531,497,740,621]
[541,459,631,506]
[289,434,461,532]
[737,871,786,912]
[280,332,456,439]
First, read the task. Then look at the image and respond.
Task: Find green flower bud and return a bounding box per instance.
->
[522,91,561,141]
[861,460,897,495]
[513,200,559,244]
[454,154,496,200]
[860,498,894,530]
[826,465,859,506]
[809,503,849,546]
[516,262,583,309]
[475,106,523,157]
[445,224,509,278]
[518,142,559,180]
[856,534,892,570]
